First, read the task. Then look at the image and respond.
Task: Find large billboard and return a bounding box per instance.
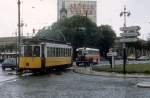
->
[58,0,97,23]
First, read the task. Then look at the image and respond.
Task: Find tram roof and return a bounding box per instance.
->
[22,38,71,45]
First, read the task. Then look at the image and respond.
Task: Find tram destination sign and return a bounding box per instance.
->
[120,26,141,31]
[120,37,138,43]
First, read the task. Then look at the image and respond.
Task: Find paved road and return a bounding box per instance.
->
[0,69,150,98]
[0,67,16,83]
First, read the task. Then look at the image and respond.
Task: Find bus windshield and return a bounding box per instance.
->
[78,50,88,56]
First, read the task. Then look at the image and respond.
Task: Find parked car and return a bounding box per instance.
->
[137,56,150,61]
[127,56,135,60]
[1,58,17,70]
[0,59,4,63]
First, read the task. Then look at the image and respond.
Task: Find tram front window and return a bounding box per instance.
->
[33,46,40,57]
[24,46,40,57]
[24,46,32,57]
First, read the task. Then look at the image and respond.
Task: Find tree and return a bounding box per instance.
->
[36,16,117,58]
[36,15,97,49]
[36,26,61,40]
[97,25,116,57]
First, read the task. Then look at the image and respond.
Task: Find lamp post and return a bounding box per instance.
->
[17,0,21,72]
[120,6,131,74]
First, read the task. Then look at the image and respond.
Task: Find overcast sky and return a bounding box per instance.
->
[0,0,150,40]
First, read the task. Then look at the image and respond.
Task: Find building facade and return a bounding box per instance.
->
[0,37,26,61]
[57,0,97,23]
[0,37,17,61]
[113,37,150,59]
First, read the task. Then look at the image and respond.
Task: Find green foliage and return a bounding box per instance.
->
[97,25,116,57]
[36,26,61,40]
[36,15,116,56]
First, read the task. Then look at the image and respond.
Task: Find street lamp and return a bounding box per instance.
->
[120,5,131,74]
[120,6,131,27]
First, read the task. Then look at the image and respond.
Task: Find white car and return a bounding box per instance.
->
[137,56,150,61]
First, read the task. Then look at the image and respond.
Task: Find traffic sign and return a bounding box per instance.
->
[120,37,138,43]
[120,32,140,37]
[120,26,141,31]
[107,52,117,57]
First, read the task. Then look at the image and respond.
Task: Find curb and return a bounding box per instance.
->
[73,67,150,78]
[137,82,150,88]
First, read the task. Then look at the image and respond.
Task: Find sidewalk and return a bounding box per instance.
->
[73,66,150,78]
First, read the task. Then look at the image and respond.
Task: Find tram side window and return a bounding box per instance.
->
[52,47,54,57]
[62,48,65,57]
[24,46,32,57]
[56,48,58,57]
[61,48,63,57]
[66,48,68,57]
[70,48,73,56]
[69,48,71,56]
[54,47,56,57]
[69,48,72,56]
[61,48,64,57]
[47,47,52,57]
[68,48,70,56]
[64,48,66,57]
[67,48,69,56]
[58,48,61,57]
[50,47,52,56]
[67,48,70,56]
[51,47,54,57]
[60,48,62,56]
[33,46,40,57]
[66,48,68,56]
[64,48,67,57]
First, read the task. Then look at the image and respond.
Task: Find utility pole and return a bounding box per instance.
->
[84,10,88,47]
[17,0,21,72]
[120,6,131,74]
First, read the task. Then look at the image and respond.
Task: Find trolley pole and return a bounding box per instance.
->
[17,0,21,72]
[120,6,131,74]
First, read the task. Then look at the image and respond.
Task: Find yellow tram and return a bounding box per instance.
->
[19,38,73,73]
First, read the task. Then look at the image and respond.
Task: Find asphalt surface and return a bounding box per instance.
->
[0,68,150,98]
[0,67,17,83]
